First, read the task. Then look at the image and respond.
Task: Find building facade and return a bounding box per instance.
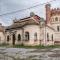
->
[0,4,60,46]
[45,4,60,45]
[5,14,42,46]
[0,23,5,44]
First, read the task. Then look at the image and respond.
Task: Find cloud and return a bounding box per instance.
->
[0,0,60,26]
[0,18,6,26]
[0,0,53,14]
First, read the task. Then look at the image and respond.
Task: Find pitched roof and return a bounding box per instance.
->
[6,15,40,30]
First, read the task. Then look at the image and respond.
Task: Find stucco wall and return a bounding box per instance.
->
[43,26,55,45]
[23,25,40,45]
[6,25,41,45]
[50,15,60,42]
[0,32,5,44]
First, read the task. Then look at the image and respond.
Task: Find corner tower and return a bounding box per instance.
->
[45,4,51,24]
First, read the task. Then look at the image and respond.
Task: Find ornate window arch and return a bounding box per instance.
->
[25,32,29,41]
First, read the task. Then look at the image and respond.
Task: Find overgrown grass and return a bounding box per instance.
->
[13,44,60,49]
[0,43,9,47]
[0,43,60,49]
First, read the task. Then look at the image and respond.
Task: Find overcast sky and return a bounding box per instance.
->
[0,0,60,26]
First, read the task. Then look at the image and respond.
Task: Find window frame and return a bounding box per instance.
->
[7,35,10,42]
[18,34,21,41]
[25,32,30,41]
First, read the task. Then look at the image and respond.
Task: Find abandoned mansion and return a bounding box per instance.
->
[0,4,60,46]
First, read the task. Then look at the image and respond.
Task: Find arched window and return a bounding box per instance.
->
[7,35,9,42]
[13,34,16,40]
[52,34,53,41]
[12,34,16,45]
[57,26,59,32]
[47,33,49,41]
[25,32,29,41]
[18,34,21,41]
[55,17,58,21]
[34,32,37,41]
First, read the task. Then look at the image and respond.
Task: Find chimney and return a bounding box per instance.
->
[45,4,51,24]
